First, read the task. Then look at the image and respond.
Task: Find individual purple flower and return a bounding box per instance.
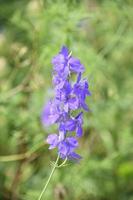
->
[41,100,60,126]
[73,73,91,111]
[41,46,91,160]
[52,46,85,76]
[58,137,80,160]
[46,134,59,149]
[63,112,83,137]
[53,75,66,90]
[52,46,69,78]
[47,133,80,160]
[68,57,85,73]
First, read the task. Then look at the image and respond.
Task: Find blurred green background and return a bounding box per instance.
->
[0,0,133,199]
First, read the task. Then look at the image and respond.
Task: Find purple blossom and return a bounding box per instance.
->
[41,46,91,160]
[41,100,60,126]
[58,137,80,160]
[63,112,83,137]
[46,134,59,149]
[69,57,85,73]
[73,73,91,111]
[47,133,81,160]
[52,46,85,77]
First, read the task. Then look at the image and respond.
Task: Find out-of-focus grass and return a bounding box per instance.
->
[0,0,133,199]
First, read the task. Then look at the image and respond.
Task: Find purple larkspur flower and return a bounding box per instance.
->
[52,46,69,78]
[47,133,81,160]
[41,46,91,160]
[63,112,83,137]
[73,73,91,111]
[68,57,85,73]
[41,101,59,126]
[58,137,80,160]
[46,134,59,149]
[52,46,85,76]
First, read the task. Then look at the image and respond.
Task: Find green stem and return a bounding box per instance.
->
[57,157,67,168]
[38,155,60,200]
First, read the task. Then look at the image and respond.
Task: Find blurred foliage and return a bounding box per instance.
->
[0,0,133,200]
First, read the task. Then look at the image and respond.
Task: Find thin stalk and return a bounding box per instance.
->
[38,155,60,200]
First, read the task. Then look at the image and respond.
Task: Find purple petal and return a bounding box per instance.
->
[58,141,68,156]
[64,103,69,112]
[81,101,89,111]
[67,137,78,148]
[64,81,72,95]
[69,57,85,73]
[41,101,60,126]
[60,46,69,57]
[68,97,79,110]
[77,72,82,83]
[46,134,58,149]
[53,75,65,89]
[76,126,83,137]
[52,54,65,72]
[68,152,82,160]
[65,119,76,131]
[59,130,65,142]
